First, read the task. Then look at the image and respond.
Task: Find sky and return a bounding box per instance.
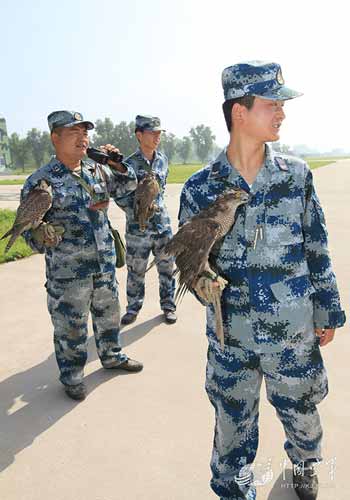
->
[1,0,349,152]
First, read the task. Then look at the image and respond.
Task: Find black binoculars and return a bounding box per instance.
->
[87,147,124,165]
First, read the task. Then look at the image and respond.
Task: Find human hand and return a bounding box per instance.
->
[32,222,65,247]
[194,272,227,304]
[315,328,336,347]
[100,144,126,172]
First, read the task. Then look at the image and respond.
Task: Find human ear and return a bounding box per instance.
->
[232,103,244,123]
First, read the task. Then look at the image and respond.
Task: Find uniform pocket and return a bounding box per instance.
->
[270,274,316,302]
[265,197,304,246]
[52,184,78,209]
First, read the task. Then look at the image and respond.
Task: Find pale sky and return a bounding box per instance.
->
[1,0,349,152]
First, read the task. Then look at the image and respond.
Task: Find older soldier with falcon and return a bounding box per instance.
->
[178,61,346,500]
[21,110,143,401]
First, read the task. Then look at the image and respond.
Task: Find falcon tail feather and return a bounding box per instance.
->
[174,282,190,304]
[0,228,12,241]
[146,251,167,272]
[4,234,19,253]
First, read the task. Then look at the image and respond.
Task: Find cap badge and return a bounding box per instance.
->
[74,112,82,121]
[276,69,284,85]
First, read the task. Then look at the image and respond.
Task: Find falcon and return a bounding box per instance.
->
[1,179,52,253]
[149,187,249,347]
[134,172,160,231]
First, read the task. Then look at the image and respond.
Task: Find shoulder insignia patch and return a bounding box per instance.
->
[275,157,289,171]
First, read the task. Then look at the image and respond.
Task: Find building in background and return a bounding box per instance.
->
[0,115,12,171]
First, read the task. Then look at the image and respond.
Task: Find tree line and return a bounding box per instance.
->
[7,118,218,171]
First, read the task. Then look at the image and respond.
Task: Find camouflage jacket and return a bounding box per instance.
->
[114,148,171,234]
[179,145,346,349]
[21,157,137,279]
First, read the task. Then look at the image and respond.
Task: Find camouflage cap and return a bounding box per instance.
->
[222,61,303,101]
[47,110,94,132]
[135,115,165,132]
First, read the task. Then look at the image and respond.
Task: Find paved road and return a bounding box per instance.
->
[0,162,349,500]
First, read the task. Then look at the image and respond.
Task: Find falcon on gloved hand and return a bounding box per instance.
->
[0,179,52,253]
[148,187,249,347]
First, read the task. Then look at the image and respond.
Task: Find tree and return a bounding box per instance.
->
[91,118,137,157]
[177,136,192,164]
[91,118,116,146]
[160,133,177,162]
[41,131,55,160]
[190,125,216,162]
[113,121,137,157]
[272,142,294,155]
[9,133,29,172]
[26,128,53,166]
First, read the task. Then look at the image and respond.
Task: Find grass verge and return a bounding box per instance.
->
[0,179,27,185]
[167,158,336,183]
[0,157,343,263]
[0,210,33,264]
[308,160,334,170]
[0,158,343,186]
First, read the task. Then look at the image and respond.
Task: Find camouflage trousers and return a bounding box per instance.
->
[46,271,127,386]
[205,331,328,500]
[125,230,176,315]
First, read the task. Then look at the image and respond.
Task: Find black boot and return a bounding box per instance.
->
[293,464,318,500]
[121,312,137,325]
[64,382,86,401]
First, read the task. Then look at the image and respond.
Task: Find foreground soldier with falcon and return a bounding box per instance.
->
[21,110,143,401]
[178,61,346,499]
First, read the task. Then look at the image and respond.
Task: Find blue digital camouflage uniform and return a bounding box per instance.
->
[178,144,346,499]
[115,147,176,315]
[21,157,137,386]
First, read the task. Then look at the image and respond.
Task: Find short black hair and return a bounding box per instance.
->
[135,127,144,134]
[222,95,255,132]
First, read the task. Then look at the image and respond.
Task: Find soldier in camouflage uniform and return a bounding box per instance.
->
[178,62,346,500]
[22,110,143,401]
[115,115,176,326]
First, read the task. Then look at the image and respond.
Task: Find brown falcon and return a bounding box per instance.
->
[134,172,160,231]
[0,179,52,253]
[148,187,249,347]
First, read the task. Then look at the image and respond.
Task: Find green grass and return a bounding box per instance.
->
[167,158,336,183]
[0,156,344,263]
[168,163,203,183]
[0,179,27,185]
[0,210,33,264]
[10,168,35,175]
[307,156,350,161]
[308,160,333,170]
[0,157,343,188]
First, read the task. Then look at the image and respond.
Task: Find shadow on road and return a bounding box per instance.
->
[0,315,160,473]
[267,469,297,499]
[120,314,164,347]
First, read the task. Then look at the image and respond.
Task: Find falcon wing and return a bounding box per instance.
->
[164,216,221,302]
[14,189,52,227]
[134,174,160,230]
[0,188,52,252]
